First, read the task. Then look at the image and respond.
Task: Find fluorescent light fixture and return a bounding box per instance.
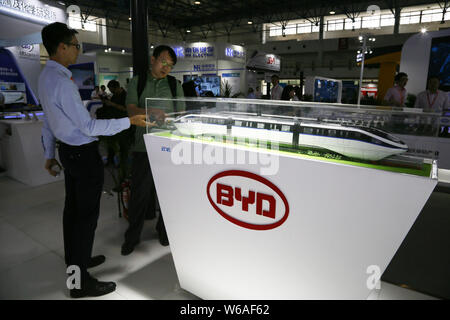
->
[329,11,335,15]
[186,29,191,33]
[248,21,253,25]
[194,1,201,4]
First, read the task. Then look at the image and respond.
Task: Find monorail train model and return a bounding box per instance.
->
[172,113,409,161]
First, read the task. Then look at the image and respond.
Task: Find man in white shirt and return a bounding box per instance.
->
[384,72,408,107]
[39,22,150,299]
[90,86,101,100]
[270,75,283,100]
[414,77,449,113]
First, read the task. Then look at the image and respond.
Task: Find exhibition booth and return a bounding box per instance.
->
[0,0,66,185]
[143,98,438,299]
[169,42,247,97]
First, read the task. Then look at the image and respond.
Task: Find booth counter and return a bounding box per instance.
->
[142,98,438,299]
[0,118,63,186]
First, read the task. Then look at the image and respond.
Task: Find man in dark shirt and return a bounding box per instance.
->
[97,80,133,183]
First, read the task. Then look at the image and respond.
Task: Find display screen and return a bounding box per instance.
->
[428,36,450,92]
[314,79,340,103]
[68,62,95,100]
[183,75,221,97]
[0,81,26,104]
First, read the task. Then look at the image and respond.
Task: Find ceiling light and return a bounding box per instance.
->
[128,17,131,21]
[248,21,253,25]
[329,11,335,15]
[194,1,201,4]
[104,49,108,53]
[108,48,111,51]
[186,29,191,33]
[121,49,125,53]
[57,1,66,5]
[421,27,427,33]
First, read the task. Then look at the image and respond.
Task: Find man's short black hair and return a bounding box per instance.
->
[152,45,177,65]
[41,22,78,56]
[271,75,279,80]
[394,72,408,82]
[107,80,120,89]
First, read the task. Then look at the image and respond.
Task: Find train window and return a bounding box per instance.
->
[264,123,271,130]
[276,124,282,131]
[328,129,337,137]
[257,123,265,129]
[372,137,382,145]
[252,122,258,128]
[304,127,314,134]
[217,119,225,125]
[282,125,290,132]
[235,120,242,126]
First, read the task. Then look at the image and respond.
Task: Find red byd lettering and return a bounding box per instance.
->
[207,170,289,230]
[216,183,275,219]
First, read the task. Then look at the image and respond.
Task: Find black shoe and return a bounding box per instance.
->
[70,278,116,298]
[158,232,169,247]
[121,241,139,256]
[88,255,106,269]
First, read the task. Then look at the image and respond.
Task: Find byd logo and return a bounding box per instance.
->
[267,57,275,65]
[207,170,289,230]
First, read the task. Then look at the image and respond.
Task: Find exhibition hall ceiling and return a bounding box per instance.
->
[58,0,435,40]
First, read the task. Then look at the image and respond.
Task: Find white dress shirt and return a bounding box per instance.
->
[38,60,130,159]
[414,90,449,113]
[271,84,283,100]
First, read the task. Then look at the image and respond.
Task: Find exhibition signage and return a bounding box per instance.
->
[207,170,289,230]
[172,43,246,62]
[246,52,281,72]
[0,0,66,25]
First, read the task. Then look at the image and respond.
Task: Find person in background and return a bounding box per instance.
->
[247,87,256,99]
[182,80,199,112]
[99,80,132,183]
[122,45,185,256]
[255,86,262,99]
[384,72,408,107]
[182,80,198,97]
[414,77,449,113]
[270,75,283,100]
[281,85,298,101]
[99,85,111,99]
[38,22,150,298]
[91,86,101,100]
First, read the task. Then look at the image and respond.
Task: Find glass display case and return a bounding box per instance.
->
[145,97,445,174]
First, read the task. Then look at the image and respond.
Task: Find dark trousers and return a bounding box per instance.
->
[124,152,166,245]
[58,141,103,283]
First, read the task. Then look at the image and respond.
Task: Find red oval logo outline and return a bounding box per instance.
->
[207,170,289,230]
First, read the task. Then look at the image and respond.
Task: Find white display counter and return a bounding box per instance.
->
[0,119,63,186]
[144,132,437,299]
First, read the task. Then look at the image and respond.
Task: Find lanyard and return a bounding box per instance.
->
[396,86,405,105]
[427,91,438,109]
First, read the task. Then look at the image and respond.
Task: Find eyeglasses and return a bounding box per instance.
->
[65,42,81,50]
[159,59,174,69]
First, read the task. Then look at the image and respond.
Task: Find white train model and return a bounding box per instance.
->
[172,113,408,161]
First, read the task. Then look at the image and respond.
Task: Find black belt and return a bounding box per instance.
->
[59,140,98,151]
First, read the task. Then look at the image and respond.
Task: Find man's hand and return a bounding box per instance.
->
[45,159,62,177]
[150,108,167,122]
[129,114,157,128]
